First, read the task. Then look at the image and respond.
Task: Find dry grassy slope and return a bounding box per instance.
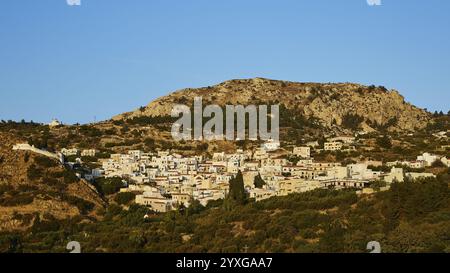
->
[114,78,430,132]
[0,132,105,231]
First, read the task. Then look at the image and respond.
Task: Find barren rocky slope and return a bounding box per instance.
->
[115,78,430,132]
[0,132,105,231]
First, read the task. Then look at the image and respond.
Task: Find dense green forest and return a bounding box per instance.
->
[1,170,449,253]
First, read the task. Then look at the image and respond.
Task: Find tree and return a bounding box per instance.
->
[319,220,347,252]
[228,171,247,204]
[115,192,136,205]
[144,138,155,149]
[94,177,125,195]
[27,164,43,180]
[318,136,326,149]
[186,199,205,216]
[63,169,79,184]
[254,174,266,189]
[177,202,186,215]
[342,113,364,130]
[5,235,23,253]
[431,160,445,168]
[376,135,392,149]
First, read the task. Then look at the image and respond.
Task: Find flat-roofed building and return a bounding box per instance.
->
[324,142,343,151]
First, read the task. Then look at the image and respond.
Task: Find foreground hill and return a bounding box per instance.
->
[0,132,105,232]
[115,78,430,132]
[1,174,449,253]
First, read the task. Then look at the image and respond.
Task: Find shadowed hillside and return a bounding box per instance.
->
[0,132,106,232]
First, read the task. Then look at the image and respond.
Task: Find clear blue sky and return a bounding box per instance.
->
[1,0,449,124]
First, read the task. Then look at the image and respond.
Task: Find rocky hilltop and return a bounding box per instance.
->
[114,78,430,132]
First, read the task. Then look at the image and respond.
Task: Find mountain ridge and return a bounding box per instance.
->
[113,78,430,132]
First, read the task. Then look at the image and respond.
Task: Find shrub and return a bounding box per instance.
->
[27,165,43,181]
[0,184,14,196]
[34,156,58,168]
[94,177,125,195]
[376,135,392,149]
[254,174,266,189]
[31,215,61,233]
[432,160,446,168]
[63,195,95,215]
[115,192,136,205]
[24,153,30,163]
[342,114,364,130]
[63,169,79,184]
[0,193,34,206]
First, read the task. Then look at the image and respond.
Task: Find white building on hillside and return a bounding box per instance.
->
[328,136,355,144]
[417,153,440,167]
[262,139,281,151]
[293,146,311,158]
[49,119,61,128]
[384,167,404,183]
[61,148,79,156]
[324,142,343,151]
[81,149,98,157]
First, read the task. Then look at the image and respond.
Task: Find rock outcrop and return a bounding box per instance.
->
[114,78,430,132]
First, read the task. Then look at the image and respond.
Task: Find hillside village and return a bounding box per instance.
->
[1,84,449,252]
[5,78,450,218]
[13,132,448,213]
[2,0,450,255]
